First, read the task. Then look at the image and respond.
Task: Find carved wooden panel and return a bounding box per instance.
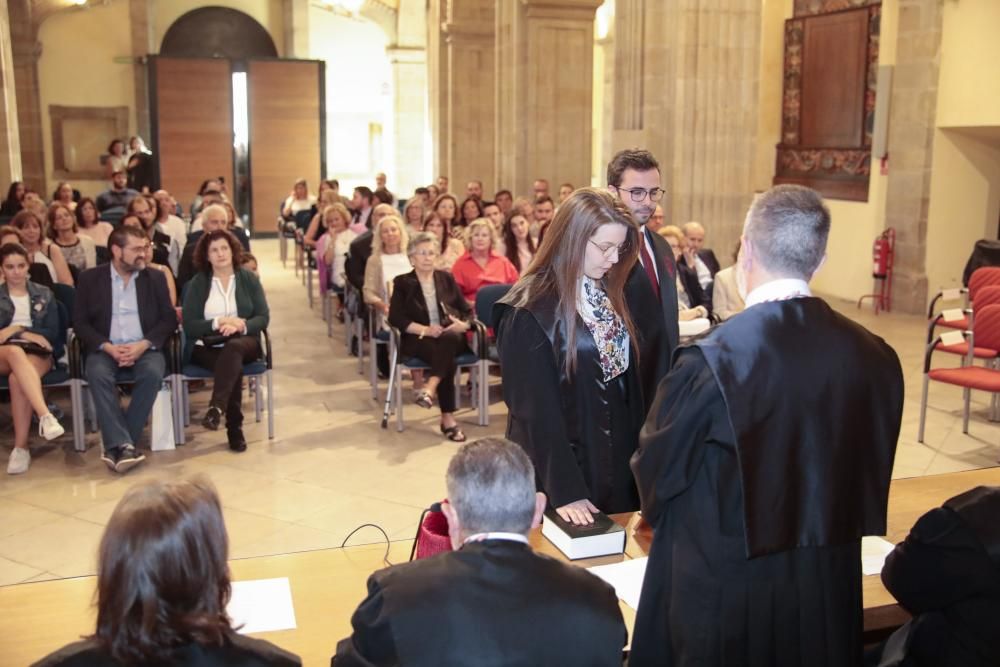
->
[50,105,129,180]
[775,4,880,201]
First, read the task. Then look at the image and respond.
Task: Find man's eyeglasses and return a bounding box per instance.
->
[589,240,626,257]
[613,186,665,203]
[412,249,439,258]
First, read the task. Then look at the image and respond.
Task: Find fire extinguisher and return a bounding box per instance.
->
[873,233,890,278]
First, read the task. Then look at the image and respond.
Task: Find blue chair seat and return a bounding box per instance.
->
[181,361,267,379]
[374,330,391,342]
[401,351,478,370]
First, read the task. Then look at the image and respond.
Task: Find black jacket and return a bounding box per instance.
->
[680,247,721,277]
[333,539,626,667]
[345,231,373,291]
[72,265,176,355]
[387,270,470,332]
[677,261,711,313]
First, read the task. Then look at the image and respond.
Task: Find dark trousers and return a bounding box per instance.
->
[85,349,166,450]
[401,331,468,413]
[191,336,260,430]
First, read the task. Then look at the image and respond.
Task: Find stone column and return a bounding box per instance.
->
[884,0,942,313]
[130,0,152,141]
[9,0,44,192]
[0,0,23,186]
[388,46,428,195]
[496,0,602,197]
[612,0,644,146]
[426,0,447,183]
[282,0,310,58]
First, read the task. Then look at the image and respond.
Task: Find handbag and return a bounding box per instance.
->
[150,383,175,451]
[2,338,51,357]
[410,501,453,561]
[201,333,236,347]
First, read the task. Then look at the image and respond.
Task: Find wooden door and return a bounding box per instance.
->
[247,60,323,232]
[150,57,234,210]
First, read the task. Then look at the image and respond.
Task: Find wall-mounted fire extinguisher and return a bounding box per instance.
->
[873,233,890,278]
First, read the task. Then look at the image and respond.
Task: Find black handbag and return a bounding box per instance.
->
[200,333,237,347]
[2,338,51,356]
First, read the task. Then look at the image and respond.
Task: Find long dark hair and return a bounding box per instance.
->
[2,181,23,213]
[93,477,232,665]
[502,210,536,273]
[194,229,243,273]
[457,197,483,228]
[504,188,638,375]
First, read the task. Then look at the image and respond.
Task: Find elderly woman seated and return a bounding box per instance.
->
[388,232,473,442]
[450,218,520,305]
[659,225,711,335]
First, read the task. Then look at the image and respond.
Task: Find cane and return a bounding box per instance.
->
[380,329,399,429]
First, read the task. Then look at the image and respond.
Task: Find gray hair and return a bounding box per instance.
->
[407,231,438,257]
[446,438,537,536]
[744,184,830,279]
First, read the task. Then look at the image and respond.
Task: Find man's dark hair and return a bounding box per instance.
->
[0,242,30,265]
[373,188,393,205]
[494,189,512,200]
[108,224,147,250]
[354,186,374,205]
[535,195,554,207]
[414,187,429,196]
[606,148,660,187]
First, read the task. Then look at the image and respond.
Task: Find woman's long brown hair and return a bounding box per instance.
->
[504,187,638,375]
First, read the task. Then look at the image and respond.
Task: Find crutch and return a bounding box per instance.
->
[380,331,399,429]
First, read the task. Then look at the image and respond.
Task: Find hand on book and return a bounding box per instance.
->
[557,499,599,526]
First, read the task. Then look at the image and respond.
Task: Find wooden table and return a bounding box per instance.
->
[2,467,997,667]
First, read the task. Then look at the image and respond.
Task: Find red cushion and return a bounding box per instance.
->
[938,317,968,330]
[934,342,999,360]
[928,367,1000,392]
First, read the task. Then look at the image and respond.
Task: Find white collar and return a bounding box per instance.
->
[744,278,812,309]
[462,532,529,546]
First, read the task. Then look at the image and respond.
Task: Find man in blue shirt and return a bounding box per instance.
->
[73,226,176,472]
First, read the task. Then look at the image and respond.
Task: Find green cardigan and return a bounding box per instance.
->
[181,268,270,361]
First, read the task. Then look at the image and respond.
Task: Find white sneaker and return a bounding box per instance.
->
[7,448,30,475]
[39,413,65,441]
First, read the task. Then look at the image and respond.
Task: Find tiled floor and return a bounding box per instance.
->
[0,240,995,586]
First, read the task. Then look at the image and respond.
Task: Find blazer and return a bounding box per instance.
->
[712,265,745,321]
[332,539,627,667]
[680,247,721,278]
[678,261,711,313]
[623,227,680,414]
[345,231,374,291]
[387,270,471,332]
[181,268,270,361]
[72,264,176,355]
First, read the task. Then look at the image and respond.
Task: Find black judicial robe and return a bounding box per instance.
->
[495,293,643,513]
[629,297,904,667]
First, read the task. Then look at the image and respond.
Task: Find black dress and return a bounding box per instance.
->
[494,292,642,514]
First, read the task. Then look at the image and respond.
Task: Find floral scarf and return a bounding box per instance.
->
[578,277,629,382]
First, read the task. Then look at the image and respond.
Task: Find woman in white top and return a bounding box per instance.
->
[0,243,65,474]
[363,215,411,323]
[319,203,356,291]
[11,210,73,286]
[281,178,317,221]
[48,203,96,274]
[75,198,115,248]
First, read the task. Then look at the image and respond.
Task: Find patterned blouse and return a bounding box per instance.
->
[578,277,629,382]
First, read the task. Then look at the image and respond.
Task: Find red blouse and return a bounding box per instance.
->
[451,252,520,304]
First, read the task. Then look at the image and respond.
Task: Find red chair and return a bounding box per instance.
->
[926,267,1000,343]
[932,285,1000,365]
[919,303,1000,443]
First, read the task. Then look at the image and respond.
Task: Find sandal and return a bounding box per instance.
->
[440,424,467,442]
[415,390,434,409]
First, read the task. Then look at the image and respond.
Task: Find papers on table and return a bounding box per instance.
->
[587,557,648,610]
[228,577,297,634]
[679,318,711,338]
[861,536,896,576]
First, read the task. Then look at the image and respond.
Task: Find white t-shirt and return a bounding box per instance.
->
[10,294,32,328]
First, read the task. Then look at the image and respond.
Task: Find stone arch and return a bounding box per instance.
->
[160,7,278,59]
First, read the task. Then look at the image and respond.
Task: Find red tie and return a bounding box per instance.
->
[639,238,660,300]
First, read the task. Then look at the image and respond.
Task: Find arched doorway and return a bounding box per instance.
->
[160,7,278,59]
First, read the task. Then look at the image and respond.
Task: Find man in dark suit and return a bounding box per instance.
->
[609,149,680,414]
[176,204,228,291]
[333,437,627,666]
[73,226,177,473]
[680,221,721,284]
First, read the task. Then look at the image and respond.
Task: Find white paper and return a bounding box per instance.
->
[228,577,297,634]
[940,308,965,323]
[939,330,966,346]
[679,318,711,338]
[587,557,648,610]
[941,288,963,301]
[861,536,895,576]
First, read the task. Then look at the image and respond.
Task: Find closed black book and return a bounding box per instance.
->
[542,509,626,560]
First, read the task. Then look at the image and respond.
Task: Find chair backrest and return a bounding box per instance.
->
[52,299,69,360]
[973,285,1000,311]
[968,266,1000,301]
[51,283,75,316]
[475,283,514,328]
[294,209,313,232]
[973,304,1000,351]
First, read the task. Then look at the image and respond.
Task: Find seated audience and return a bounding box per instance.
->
[387,232,475,441]
[362,215,411,321]
[303,188,339,248]
[281,178,316,221]
[430,193,460,241]
[95,170,139,213]
[188,189,225,233]
[73,226,176,474]
[22,190,47,218]
[533,178,550,201]
[402,197,425,236]
[11,210,74,286]
[318,203,356,295]
[659,225,710,320]
[414,186,431,207]
[129,194,180,276]
[422,212,464,271]
[0,243,65,475]
[319,178,350,207]
[182,230,269,453]
[153,189,188,250]
[456,196,484,237]
[647,204,665,232]
[349,186,375,233]
[712,242,745,321]
[178,204,228,291]
[121,214,177,305]
[558,182,574,204]
[190,178,223,219]
[426,183,440,200]
[48,203,96,274]
[221,201,250,251]
[869,485,1000,667]
[1,180,25,216]
[512,196,535,236]
[241,252,258,275]
[466,179,483,201]
[125,136,155,193]
[503,210,537,274]
[34,477,301,667]
[344,204,396,293]
[373,187,393,207]
[333,437,626,665]
[681,221,720,291]
[436,175,449,193]
[534,195,556,243]
[75,197,114,248]
[103,138,128,180]
[51,181,77,211]
[0,227,51,288]
[451,218,519,305]
[494,188,513,214]
[482,200,504,236]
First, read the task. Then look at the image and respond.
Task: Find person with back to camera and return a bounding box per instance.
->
[494,188,643,526]
[183,229,270,453]
[33,476,300,666]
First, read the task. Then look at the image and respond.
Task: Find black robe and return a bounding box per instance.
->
[630,297,904,667]
[495,293,642,513]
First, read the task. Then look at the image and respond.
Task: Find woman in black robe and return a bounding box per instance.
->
[494,188,643,526]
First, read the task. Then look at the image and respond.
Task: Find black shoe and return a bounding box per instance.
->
[115,444,146,473]
[100,448,119,472]
[202,406,222,431]
[227,429,247,452]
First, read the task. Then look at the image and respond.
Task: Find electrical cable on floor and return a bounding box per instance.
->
[341,523,393,567]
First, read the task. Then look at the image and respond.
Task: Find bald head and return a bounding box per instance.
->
[682,222,706,251]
